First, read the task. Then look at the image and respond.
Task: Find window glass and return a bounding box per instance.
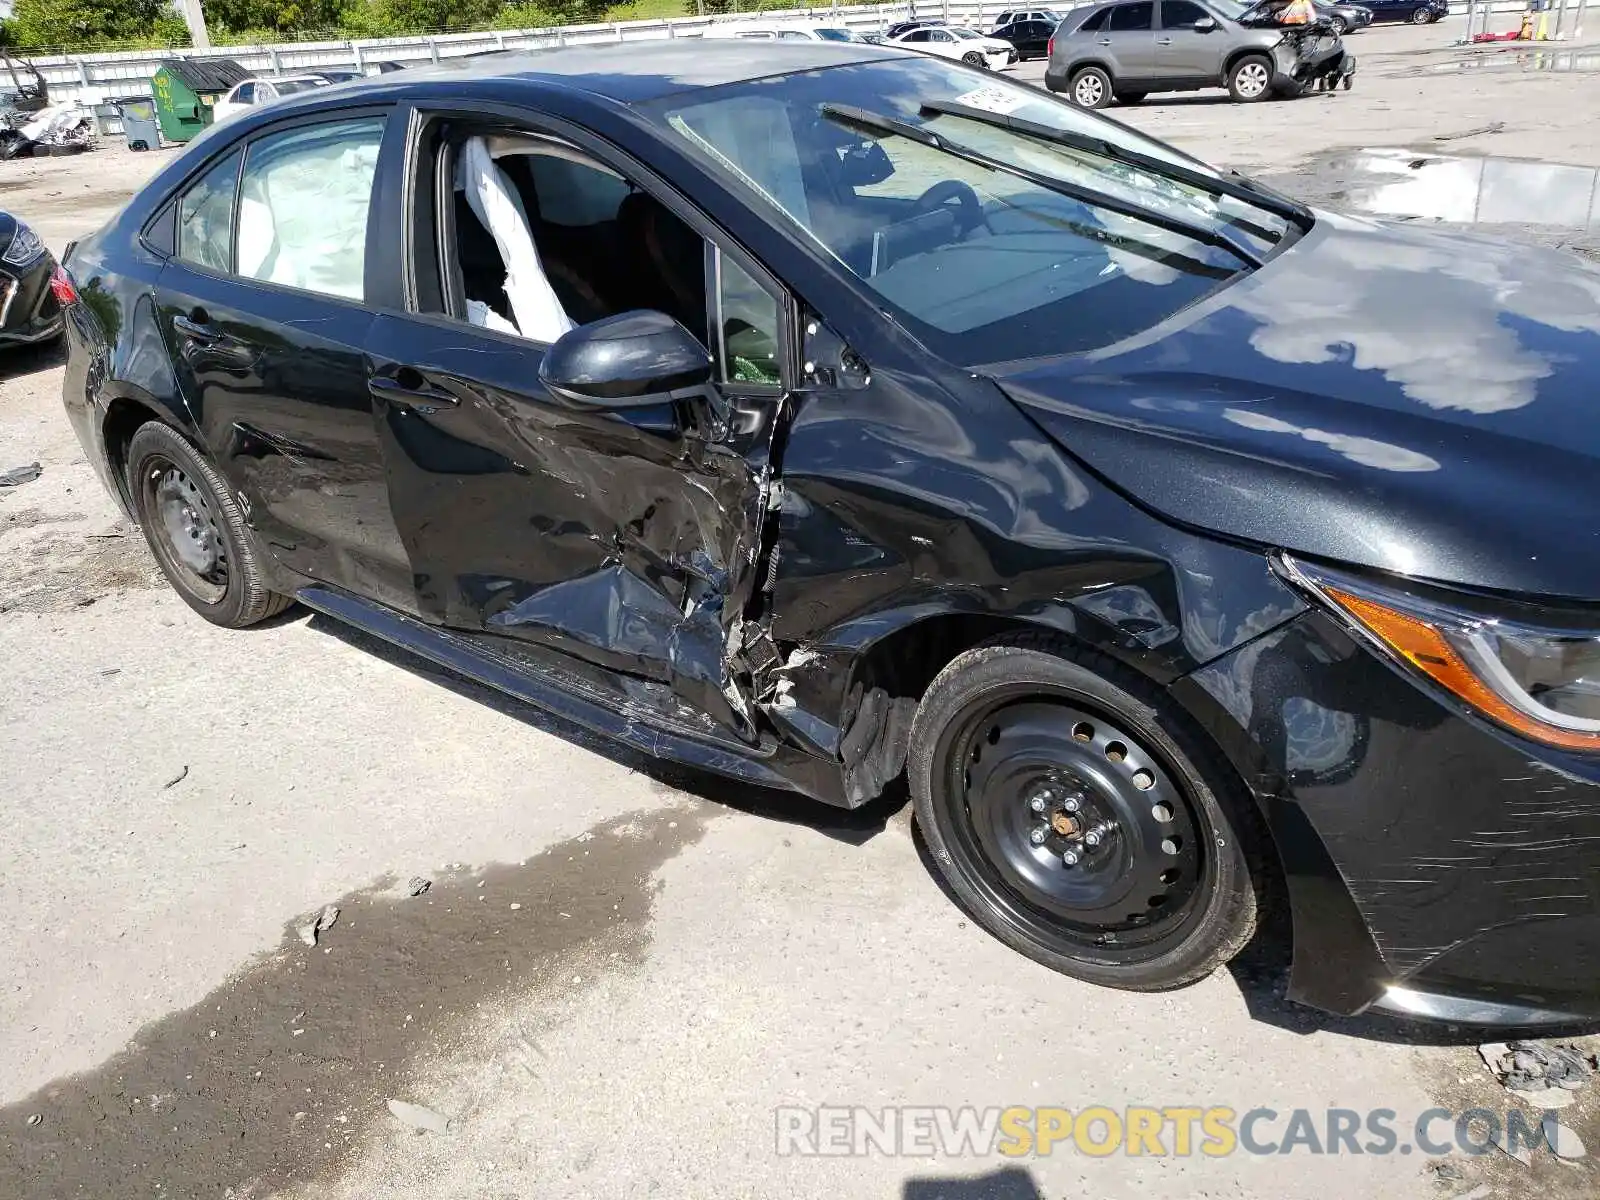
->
[1077,9,1108,30]
[815,27,855,40]
[176,149,242,273]
[236,117,383,301]
[234,83,255,104]
[777,29,811,39]
[1162,0,1212,24]
[1109,3,1155,29]
[275,78,328,97]
[717,251,781,386]
[929,28,955,40]
[655,57,1284,364]
[905,29,930,40]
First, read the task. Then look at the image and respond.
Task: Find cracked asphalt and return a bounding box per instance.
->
[5,21,1600,1198]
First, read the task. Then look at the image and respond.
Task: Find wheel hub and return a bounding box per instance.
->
[146,461,228,603]
[958,701,1201,941]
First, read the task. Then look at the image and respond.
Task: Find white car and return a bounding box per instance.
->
[890,25,1016,69]
[701,22,863,42]
[213,74,331,123]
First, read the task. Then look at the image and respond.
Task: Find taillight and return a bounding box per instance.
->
[49,265,78,305]
[1047,35,1055,55]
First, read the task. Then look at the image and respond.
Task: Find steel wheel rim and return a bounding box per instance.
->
[1074,74,1105,105]
[939,690,1210,958]
[142,456,227,604]
[1236,62,1269,96]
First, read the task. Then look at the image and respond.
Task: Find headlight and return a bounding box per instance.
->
[1279,554,1600,751]
[1,220,46,269]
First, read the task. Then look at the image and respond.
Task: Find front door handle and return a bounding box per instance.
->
[369,370,460,410]
[1156,36,1173,44]
[1096,36,1112,44]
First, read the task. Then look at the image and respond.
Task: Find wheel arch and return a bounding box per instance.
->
[101,390,187,518]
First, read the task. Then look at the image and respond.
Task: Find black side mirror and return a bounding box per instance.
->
[538,310,713,408]
[1193,15,1218,29]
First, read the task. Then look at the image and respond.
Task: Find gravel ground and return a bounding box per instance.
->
[4,22,1600,1199]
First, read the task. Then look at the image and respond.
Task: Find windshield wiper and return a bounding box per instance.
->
[918,99,1313,234]
[821,103,1265,269]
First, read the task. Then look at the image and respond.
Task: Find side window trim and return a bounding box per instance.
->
[399,101,796,391]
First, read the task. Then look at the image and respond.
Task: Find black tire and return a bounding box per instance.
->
[125,421,293,628]
[1068,66,1113,109]
[908,635,1263,991]
[1227,53,1274,102]
[1114,90,1147,105]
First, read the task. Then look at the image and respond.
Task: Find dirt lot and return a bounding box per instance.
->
[5,23,1600,1199]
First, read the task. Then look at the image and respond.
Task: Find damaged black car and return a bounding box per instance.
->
[58,43,1600,1027]
[1,211,64,348]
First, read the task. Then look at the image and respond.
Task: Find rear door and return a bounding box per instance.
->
[365,111,792,739]
[1157,0,1228,82]
[152,108,416,611]
[1099,1,1161,78]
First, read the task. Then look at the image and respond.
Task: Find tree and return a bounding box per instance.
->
[202,0,348,34]
[7,0,168,46]
[340,0,502,34]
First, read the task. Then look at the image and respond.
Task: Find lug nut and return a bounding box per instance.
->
[1062,849,1081,866]
[1029,795,1047,814]
[1085,830,1102,848]
[1062,795,1081,813]
[1029,826,1049,846]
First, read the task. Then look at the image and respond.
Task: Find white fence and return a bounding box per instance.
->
[28,0,1543,115]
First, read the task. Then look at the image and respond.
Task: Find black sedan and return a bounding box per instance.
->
[58,43,1600,1027]
[991,17,1058,60]
[1,211,64,348]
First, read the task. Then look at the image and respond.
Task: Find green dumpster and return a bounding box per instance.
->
[151,58,250,144]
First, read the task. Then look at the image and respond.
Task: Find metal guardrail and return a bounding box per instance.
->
[21,0,1552,120]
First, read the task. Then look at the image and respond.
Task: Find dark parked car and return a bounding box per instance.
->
[885,17,947,36]
[992,17,1060,59]
[991,7,1067,28]
[0,211,64,348]
[1315,1,1373,32]
[59,43,1600,1027]
[1364,0,1445,20]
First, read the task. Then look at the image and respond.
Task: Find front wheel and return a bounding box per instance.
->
[1410,5,1434,21]
[1068,66,1113,109]
[909,639,1262,991]
[962,50,988,67]
[126,422,294,628]
[1227,53,1274,102]
[1327,15,1348,33]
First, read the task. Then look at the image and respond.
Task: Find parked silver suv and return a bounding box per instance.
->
[1045,0,1316,107]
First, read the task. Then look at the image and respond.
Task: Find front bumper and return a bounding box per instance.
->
[0,252,62,347]
[1179,608,1600,1027]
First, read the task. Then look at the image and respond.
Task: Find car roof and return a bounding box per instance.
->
[392,40,888,103]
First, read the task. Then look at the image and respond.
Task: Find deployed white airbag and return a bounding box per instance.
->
[455,136,574,343]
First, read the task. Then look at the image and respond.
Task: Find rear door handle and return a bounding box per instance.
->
[369,369,460,411]
[173,313,224,344]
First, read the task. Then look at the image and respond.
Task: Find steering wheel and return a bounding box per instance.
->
[911,180,988,236]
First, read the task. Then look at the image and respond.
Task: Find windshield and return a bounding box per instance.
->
[815,27,858,40]
[652,57,1295,364]
[276,79,329,96]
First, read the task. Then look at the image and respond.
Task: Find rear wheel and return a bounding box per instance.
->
[1069,66,1113,109]
[1227,53,1274,102]
[909,638,1262,991]
[125,422,293,628]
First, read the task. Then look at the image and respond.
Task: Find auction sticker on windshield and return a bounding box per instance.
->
[952,84,1029,115]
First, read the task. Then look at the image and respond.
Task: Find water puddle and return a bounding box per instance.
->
[1311,147,1600,228]
[1421,49,1600,74]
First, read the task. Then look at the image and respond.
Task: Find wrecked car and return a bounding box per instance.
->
[0,211,64,348]
[57,43,1600,1026]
